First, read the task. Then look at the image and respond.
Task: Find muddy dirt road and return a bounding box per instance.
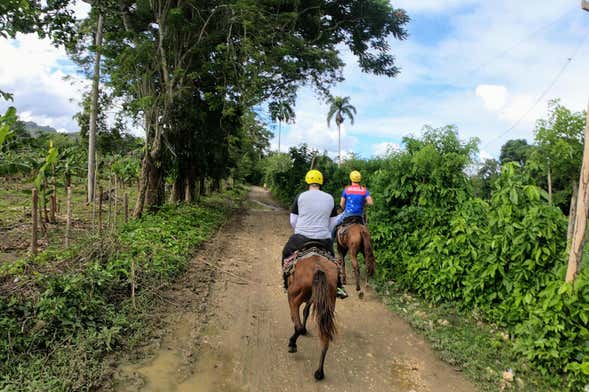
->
[113,187,475,392]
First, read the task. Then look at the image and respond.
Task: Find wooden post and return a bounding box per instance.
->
[131,258,136,309]
[124,193,129,223]
[108,176,112,230]
[65,186,72,248]
[32,188,38,255]
[50,190,57,223]
[566,102,589,282]
[98,185,103,234]
[113,175,118,229]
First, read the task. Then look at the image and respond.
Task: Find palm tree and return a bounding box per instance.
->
[269,101,295,152]
[327,96,356,166]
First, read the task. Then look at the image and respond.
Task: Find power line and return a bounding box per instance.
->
[481,31,589,150]
[470,7,577,75]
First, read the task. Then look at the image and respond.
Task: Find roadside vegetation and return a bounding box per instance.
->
[264,100,588,390]
[1,1,411,389]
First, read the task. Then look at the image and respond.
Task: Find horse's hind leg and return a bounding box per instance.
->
[314,333,329,380]
[288,293,305,353]
[301,302,311,336]
[350,249,363,299]
[336,243,348,285]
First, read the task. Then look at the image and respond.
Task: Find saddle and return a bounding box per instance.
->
[282,244,338,289]
[336,216,365,244]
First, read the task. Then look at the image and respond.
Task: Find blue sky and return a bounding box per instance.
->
[1,0,588,163]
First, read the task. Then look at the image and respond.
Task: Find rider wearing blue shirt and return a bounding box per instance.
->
[333,171,373,235]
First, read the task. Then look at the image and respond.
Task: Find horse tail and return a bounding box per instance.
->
[311,269,336,342]
[360,227,376,277]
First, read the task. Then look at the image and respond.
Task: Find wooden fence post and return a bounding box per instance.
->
[113,175,118,229]
[65,186,72,248]
[131,258,136,309]
[108,176,112,230]
[32,188,38,255]
[566,102,589,282]
[124,192,129,223]
[98,185,103,235]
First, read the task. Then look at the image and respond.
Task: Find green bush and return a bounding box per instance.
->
[0,190,244,390]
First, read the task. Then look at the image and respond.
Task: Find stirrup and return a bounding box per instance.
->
[336,287,348,299]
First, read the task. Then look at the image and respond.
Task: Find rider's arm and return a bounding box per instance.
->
[290,194,300,230]
[339,196,346,210]
[328,202,339,232]
[366,195,374,206]
[290,213,298,229]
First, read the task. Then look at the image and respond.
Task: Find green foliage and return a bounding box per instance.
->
[471,158,500,199]
[528,99,586,212]
[0,190,245,390]
[463,164,567,324]
[368,129,584,387]
[514,270,589,390]
[499,139,533,166]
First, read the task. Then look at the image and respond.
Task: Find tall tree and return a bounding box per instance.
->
[84,1,104,203]
[76,0,409,215]
[499,139,532,167]
[327,96,356,166]
[269,101,295,153]
[529,99,586,212]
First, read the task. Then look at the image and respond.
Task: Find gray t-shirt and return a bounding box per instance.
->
[291,189,338,239]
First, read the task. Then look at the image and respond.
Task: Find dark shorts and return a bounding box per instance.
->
[282,234,333,261]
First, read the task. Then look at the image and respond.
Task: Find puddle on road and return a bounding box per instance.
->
[389,359,426,391]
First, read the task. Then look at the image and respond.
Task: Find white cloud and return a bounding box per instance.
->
[393,0,479,13]
[479,150,494,161]
[292,0,589,157]
[373,142,401,157]
[0,34,88,132]
[476,84,507,111]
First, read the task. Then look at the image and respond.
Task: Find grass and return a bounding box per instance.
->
[374,280,562,391]
[0,177,138,264]
[0,183,247,391]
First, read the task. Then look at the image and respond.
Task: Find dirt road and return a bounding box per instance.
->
[113,187,475,392]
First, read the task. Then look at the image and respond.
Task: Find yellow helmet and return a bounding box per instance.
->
[349,170,362,183]
[305,169,323,185]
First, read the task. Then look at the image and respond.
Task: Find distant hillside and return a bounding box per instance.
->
[22,121,57,137]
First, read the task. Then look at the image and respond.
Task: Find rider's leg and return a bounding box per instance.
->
[321,238,348,299]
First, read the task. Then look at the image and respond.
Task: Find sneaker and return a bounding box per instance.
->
[336,287,349,299]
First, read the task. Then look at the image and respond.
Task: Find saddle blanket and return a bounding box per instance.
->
[282,247,337,277]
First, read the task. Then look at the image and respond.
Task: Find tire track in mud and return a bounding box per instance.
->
[111,187,475,392]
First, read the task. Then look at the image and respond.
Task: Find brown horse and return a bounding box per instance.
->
[286,254,338,380]
[336,223,375,299]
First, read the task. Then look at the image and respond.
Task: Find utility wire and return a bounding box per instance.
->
[469,7,577,75]
[481,31,589,150]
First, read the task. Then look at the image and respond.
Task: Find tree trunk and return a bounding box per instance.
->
[566,104,589,283]
[87,13,104,204]
[185,177,195,202]
[172,175,184,202]
[278,121,281,152]
[567,180,579,246]
[199,177,206,196]
[337,123,341,167]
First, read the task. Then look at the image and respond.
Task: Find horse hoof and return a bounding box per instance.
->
[314,369,324,380]
[358,291,364,299]
[288,345,297,353]
[300,328,307,336]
